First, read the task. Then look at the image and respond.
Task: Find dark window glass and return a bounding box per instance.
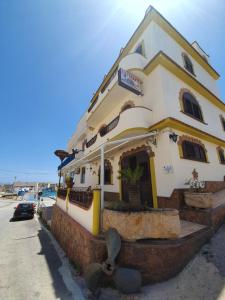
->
[80,167,85,184]
[183,54,194,74]
[135,44,143,55]
[221,117,225,131]
[129,156,137,170]
[219,149,225,164]
[98,160,112,185]
[182,92,203,122]
[182,141,207,162]
[99,116,119,137]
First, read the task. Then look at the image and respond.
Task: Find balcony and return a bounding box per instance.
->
[86,106,153,152]
[87,54,148,127]
[119,52,147,73]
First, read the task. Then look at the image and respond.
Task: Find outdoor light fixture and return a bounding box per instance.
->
[72,148,82,154]
[169,133,178,143]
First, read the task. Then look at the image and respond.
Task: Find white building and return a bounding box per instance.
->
[58,6,225,211]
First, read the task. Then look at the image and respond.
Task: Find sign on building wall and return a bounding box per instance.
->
[118,68,142,95]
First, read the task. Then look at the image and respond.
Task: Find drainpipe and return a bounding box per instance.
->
[100,145,105,210]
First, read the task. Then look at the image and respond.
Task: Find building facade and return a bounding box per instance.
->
[58,6,225,212]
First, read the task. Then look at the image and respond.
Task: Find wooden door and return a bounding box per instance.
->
[121,150,153,207]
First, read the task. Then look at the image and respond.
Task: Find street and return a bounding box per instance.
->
[0,199,84,300]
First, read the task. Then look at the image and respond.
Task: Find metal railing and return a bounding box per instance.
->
[69,189,93,209]
[57,188,67,200]
[99,115,120,137]
[86,134,97,148]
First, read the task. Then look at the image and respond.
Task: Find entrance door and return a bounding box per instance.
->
[121,150,153,207]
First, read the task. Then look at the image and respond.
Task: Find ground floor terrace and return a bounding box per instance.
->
[59,126,225,211]
[52,127,225,285]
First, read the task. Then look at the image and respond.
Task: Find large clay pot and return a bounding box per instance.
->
[128,185,141,206]
[103,208,181,240]
[184,192,213,209]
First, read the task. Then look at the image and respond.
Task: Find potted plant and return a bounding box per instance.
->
[184,169,213,209]
[117,165,143,207]
[65,175,74,188]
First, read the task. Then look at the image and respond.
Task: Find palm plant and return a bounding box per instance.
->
[118,165,143,185]
[118,165,143,206]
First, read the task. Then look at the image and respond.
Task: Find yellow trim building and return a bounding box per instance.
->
[56,5,225,235]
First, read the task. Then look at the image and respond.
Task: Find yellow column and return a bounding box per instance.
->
[149,156,158,208]
[92,189,101,236]
[66,188,70,211]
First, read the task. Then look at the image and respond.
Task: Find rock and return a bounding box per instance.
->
[113,267,142,294]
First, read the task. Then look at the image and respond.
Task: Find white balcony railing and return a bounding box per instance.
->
[119,52,148,71]
[85,106,153,152]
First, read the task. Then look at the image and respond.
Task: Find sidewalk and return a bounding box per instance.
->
[38,196,56,226]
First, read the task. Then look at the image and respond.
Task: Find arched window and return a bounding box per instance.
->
[217,147,225,164]
[182,53,195,75]
[181,91,203,122]
[220,115,225,131]
[181,140,207,162]
[98,160,113,185]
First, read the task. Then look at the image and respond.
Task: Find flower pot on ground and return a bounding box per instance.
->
[184,169,212,209]
[127,184,141,206]
[103,204,181,240]
[118,165,143,207]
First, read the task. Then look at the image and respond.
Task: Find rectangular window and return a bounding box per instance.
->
[80,167,85,184]
[219,149,225,164]
[222,119,225,131]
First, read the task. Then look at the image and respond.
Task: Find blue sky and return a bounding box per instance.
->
[0,0,224,183]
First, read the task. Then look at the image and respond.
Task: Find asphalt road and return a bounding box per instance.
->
[0,199,85,300]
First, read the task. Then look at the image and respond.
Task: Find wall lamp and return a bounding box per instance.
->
[169,133,178,143]
[72,148,84,154]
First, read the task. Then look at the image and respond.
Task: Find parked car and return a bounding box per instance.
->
[13,202,35,220]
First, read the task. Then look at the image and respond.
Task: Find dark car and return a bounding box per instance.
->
[13,202,35,220]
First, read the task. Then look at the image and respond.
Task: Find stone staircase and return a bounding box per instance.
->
[180,189,225,231]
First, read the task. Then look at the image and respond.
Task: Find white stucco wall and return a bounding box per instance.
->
[159,66,225,141]
[56,197,66,212]
[130,21,219,97]
[56,194,94,233]
[153,130,225,197]
[67,201,93,232]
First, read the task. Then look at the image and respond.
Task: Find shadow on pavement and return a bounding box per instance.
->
[9,217,33,222]
[37,228,74,300]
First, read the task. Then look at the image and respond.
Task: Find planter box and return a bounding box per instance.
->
[184,192,213,209]
[103,208,181,240]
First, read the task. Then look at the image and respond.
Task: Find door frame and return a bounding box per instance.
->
[118,145,158,208]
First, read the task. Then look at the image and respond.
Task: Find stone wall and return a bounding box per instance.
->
[180,204,225,231]
[204,181,225,193]
[51,205,106,268]
[51,205,212,284]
